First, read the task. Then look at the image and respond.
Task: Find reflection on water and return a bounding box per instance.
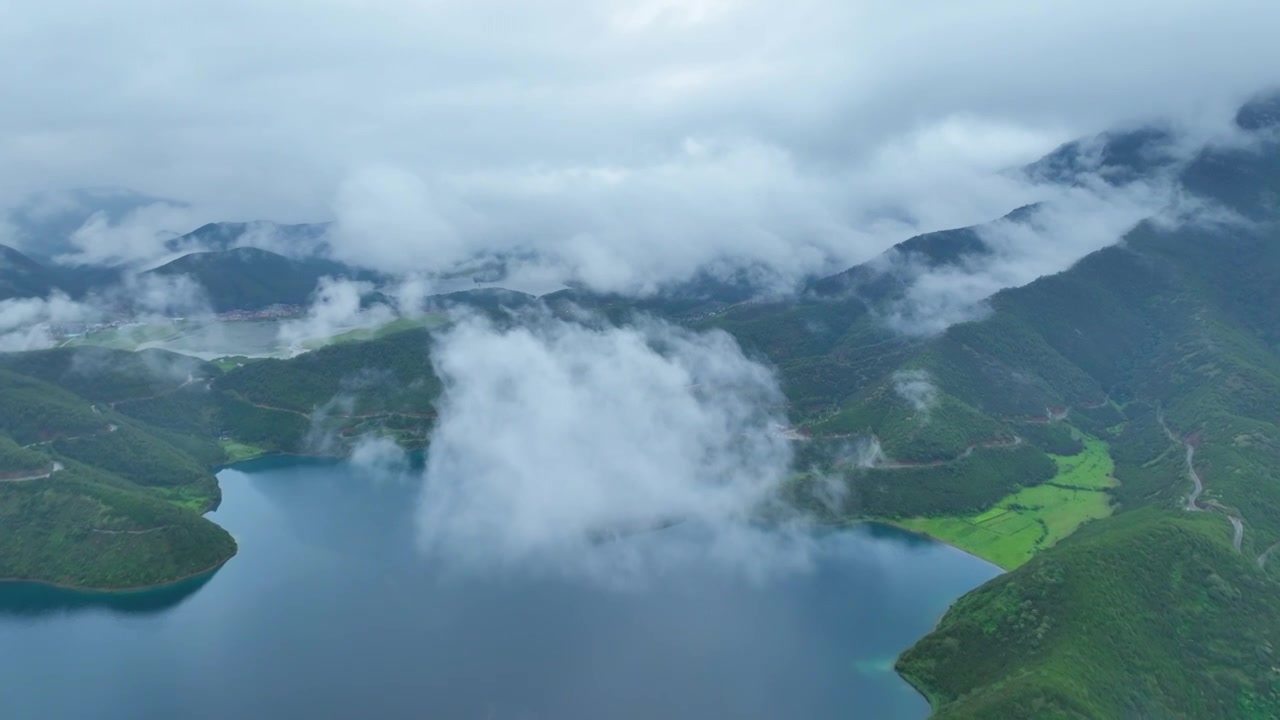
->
[0,572,214,618]
[0,456,1000,720]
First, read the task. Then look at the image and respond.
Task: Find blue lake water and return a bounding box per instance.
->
[0,456,999,719]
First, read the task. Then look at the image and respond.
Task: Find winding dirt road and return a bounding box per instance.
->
[1258,542,1280,569]
[0,462,63,482]
[1158,409,1244,553]
[1228,515,1245,553]
[1179,442,1205,512]
[874,434,1024,470]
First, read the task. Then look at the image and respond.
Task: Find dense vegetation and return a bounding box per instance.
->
[0,461,235,589]
[215,328,439,415]
[0,358,236,589]
[707,97,1280,717]
[787,444,1057,521]
[0,346,213,404]
[810,382,1005,463]
[899,510,1280,719]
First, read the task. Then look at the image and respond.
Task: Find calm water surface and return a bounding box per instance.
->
[0,457,999,720]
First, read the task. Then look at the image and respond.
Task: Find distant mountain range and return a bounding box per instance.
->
[4,90,1277,321]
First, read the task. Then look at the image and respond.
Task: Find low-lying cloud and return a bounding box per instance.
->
[875,175,1193,336]
[0,272,214,352]
[416,313,806,581]
[0,293,92,352]
[892,369,938,416]
[277,277,395,354]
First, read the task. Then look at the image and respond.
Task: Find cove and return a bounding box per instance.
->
[0,456,999,720]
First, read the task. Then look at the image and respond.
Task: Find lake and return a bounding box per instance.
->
[0,456,999,720]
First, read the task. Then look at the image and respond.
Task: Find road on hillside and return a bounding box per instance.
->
[0,462,64,483]
[1158,409,1244,553]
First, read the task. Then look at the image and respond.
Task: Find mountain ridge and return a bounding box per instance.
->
[144,246,381,312]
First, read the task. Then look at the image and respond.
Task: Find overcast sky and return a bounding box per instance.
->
[3,0,1278,288]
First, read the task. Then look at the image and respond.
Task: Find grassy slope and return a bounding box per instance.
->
[301,314,447,350]
[897,435,1115,569]
[219,439,268,464]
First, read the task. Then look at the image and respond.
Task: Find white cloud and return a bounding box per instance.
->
[56,202,205,267]
[416,313,807,582]
[327,167,475,274]
[277,277,395,353]
[0,293,94,351]
[0,271,217,351]
[893,369,938,415]
[876,175,1192,336]
[115,272,213,317]
[349,435,413,479]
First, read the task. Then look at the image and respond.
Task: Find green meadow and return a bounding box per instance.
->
[897,435,1116,569]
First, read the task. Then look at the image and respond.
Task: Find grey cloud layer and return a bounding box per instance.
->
[3,1,1277,294]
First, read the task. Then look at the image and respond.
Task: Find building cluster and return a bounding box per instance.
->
[215,304,305,322]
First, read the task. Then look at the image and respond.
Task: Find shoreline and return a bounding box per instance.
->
[0,553,235,595]
[897,666,949,715]
[861,519,1009,717]
[857,518,1012,572]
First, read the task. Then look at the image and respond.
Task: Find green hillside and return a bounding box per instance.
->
[698,105,1280,717]
[0,364,236,589]
[0,461,236,589]
[898,509,1280,719]
[145,246,380,312]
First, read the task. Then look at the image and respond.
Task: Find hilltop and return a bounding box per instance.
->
[144,246,380,312]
